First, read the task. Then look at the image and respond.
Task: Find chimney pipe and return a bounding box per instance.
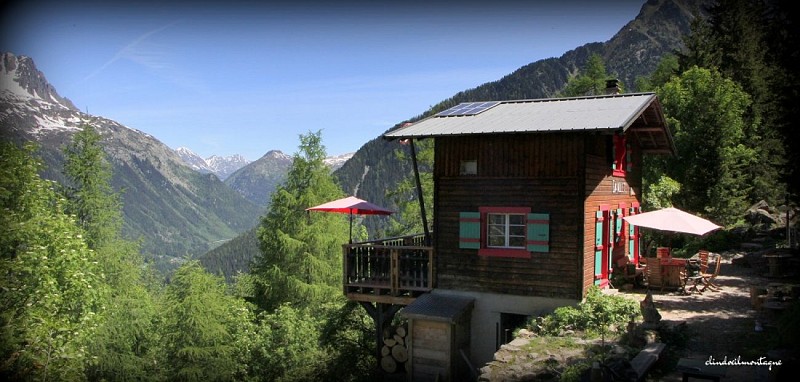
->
[604,79,620,95]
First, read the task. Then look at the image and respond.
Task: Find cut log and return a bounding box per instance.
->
[381,345,391,357]
[381,355,397,373]
[383,338,397,347]
[392,344,408,363]
[396,326,406,337]
[393,334,404,346]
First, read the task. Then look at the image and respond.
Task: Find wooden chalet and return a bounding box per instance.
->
[346,91,675,381]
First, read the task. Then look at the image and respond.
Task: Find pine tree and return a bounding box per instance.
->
[159,261,254,381]
[63,123,123,250]
[560,53,618,97]
[251,130,350,312]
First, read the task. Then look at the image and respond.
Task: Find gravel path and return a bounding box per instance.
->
[624,252,793,381]
[479,251,797,381]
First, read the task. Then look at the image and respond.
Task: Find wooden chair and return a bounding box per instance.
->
[698,250,710,274]
[646,261,664,291]
[700,255,722,291]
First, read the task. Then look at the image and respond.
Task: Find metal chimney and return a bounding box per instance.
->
[604,79,621,95]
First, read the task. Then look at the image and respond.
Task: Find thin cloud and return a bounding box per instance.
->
[82,21,180,82]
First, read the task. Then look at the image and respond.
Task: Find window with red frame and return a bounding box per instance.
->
[459,207,550,258]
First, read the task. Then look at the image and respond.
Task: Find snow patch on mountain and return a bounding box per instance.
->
[324,152,354,170]
[174,147,251,180]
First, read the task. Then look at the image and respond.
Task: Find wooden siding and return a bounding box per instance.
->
[435,134,580,178]
[581,133,644,296]
[433,134,584,300]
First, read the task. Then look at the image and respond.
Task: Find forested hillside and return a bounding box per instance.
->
[223,150,293,206]
[334,0,711,226]
[200,0,711,280]
[3,1,798,380]
[0,52,263,270]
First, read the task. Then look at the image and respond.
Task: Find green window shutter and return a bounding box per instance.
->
[608,210,615,249]
[526,213,549,252]
[615,208,623,245]
[628,207,636,260]
[459,212,481,249]
[594,211,604,284]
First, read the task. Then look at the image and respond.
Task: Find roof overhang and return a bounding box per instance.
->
[384,93,675,155]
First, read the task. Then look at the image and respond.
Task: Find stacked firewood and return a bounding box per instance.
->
[380,324,409,374]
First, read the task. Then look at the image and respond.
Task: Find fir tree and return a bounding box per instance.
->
[251,130,350,312]
[63,123,123,250]
[559,53,619,97]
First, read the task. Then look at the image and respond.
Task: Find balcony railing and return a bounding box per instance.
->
[343,234,433,304]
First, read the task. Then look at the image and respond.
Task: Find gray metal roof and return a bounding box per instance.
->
[383,93,674,154]
[400,293,474,323]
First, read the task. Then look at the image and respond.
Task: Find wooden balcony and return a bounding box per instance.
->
[343,234,434,305]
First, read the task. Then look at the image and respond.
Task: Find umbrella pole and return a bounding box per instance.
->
[349,211,353,244]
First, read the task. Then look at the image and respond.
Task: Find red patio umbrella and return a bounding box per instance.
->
[306,196,393,243]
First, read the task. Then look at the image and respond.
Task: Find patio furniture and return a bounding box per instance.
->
[661,257,688,290]
[645,261,664,291]
[698,250,710,274]
[700,255,722,291]
[614,257,642,287]
[683,273,705,294]
[681,259,703,294]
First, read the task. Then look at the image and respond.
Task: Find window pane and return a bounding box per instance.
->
[509,214,525,225]
[509,236,526,247]
[488,214,505,224]
[488,235,505,247]
[485,212,528,249]
[509,226,525,236]
[489,226,505,236]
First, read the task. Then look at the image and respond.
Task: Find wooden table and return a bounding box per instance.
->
[661,258,687,289]
[676,357,727,382]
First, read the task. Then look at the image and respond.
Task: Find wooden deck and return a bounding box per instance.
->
[344,234,434,305]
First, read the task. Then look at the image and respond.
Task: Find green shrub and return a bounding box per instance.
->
[537,286,639,344]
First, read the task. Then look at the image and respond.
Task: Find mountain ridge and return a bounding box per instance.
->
[174,146,250,180]
[1,52,263,272]
[201,0,712,280]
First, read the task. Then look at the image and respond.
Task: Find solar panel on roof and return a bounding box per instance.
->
[435,101,500,117]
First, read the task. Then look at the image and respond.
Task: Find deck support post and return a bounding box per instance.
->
[359,301,402,363]
[409,138,431,246]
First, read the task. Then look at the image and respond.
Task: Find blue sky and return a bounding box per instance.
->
[2,0,645,160]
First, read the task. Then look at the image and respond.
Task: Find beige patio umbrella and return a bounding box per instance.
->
[623,207,722,236]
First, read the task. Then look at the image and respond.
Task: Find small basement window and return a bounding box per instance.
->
[460,159,477,175]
